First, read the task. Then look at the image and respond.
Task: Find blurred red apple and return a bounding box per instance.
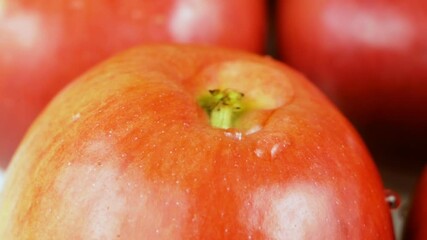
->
[0,44,393,239]
[277,0,427,131]
[0,0,267,167]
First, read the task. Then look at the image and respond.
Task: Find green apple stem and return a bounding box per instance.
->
[199,89,245,129]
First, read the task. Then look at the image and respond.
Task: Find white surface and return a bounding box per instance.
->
[0,167,5,193]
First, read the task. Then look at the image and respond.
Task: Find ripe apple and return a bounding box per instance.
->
[404,166,427,240]
[0,44,393,239]
[0,0,267,168]
[276,0,427,132]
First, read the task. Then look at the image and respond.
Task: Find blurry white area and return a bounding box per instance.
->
[379,165,419,240]
[0,168,5,193]
[382,167,419,240]
[323,3,414,50]
[391,193,410,239]
[0,12,42,50]
[169,0,220,42]
[392,209,407,240]
[241,184,337,239]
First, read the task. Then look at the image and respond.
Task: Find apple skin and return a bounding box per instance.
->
[405,166,427,240]
[276,0,427,131]
[0,44,393,239]
[0,0,267,168]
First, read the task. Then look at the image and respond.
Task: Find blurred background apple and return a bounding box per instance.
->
[0,0,267,168]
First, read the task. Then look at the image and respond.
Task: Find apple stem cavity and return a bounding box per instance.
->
[199,89,245,129]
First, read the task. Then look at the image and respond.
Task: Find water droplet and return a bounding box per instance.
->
[254,132,290,159]
[270,143,281,158]
[224,130,243,141]
[254,148,264,158]
[107,130,113,137]
[71,113,81,122]
[246,124,262,135]
[384,189,401,209]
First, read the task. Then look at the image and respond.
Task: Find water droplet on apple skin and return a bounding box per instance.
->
[71,113,81,122]
[384,189,401,209]
[223,130,244,141]
[253,132,291,160]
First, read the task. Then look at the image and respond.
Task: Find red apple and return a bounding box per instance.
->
[0,0,267,168]
[405,166,427,240]
[0,44,393,239]
[276,0,427,131]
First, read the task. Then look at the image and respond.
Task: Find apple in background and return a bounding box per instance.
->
[276,0,427,138]
[404,166,427,240]
[0,0,267,168]
[0,44,393,239]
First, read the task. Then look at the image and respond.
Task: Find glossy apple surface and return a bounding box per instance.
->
[0,0,266,168]
[277,0,427,131]
[405,166,427,240]
[0,45,393,239]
